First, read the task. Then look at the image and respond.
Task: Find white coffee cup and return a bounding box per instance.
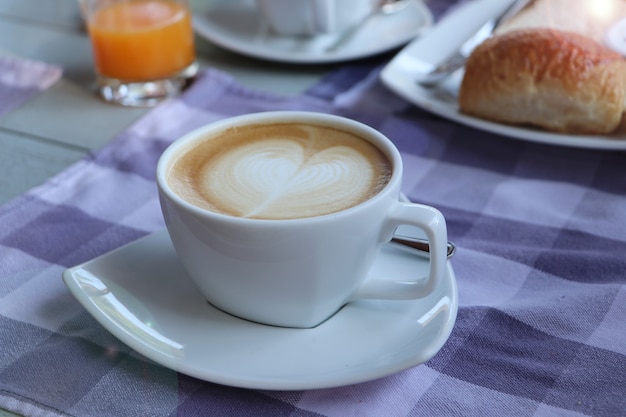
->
[156,111,448,328]
[256,0,377,36]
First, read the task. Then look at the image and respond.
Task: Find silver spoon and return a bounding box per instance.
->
[325,0,410,53]
[391,235,456,259]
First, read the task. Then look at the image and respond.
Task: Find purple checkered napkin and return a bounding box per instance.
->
[0,54,62,115]
[0,0,625,414]
[0,62,624,416]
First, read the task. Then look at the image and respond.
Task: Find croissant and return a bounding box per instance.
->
[459,28,626,134]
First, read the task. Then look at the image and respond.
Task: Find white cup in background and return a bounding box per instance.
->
[256,0,378,36]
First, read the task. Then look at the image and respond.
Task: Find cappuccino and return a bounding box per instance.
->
[167,122,392,220]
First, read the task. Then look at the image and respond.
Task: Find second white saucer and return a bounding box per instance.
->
[193,0,433,64]
[63,230,457,390]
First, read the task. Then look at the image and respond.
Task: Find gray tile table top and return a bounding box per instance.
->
[0,0,330,205]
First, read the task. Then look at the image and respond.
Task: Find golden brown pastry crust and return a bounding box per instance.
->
[459,28,626,134]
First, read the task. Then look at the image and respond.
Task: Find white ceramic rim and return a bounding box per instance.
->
[156,111,403,225]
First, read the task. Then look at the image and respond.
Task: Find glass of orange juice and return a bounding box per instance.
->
[79,0,198,107]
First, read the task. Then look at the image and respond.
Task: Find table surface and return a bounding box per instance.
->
[0,1,329,416]
[0,0,331,206]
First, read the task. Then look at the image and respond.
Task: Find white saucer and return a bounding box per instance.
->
[193,0,433,64]
[63,230,457,390]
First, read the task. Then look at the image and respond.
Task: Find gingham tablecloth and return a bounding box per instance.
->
[1,41,625,417]
[0,54,62,114]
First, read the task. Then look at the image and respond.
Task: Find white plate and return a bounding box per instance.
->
[63,230,457,390]
[380,52,626,150]
[193,0,433,64]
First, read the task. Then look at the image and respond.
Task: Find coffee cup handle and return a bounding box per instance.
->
[310,0,335,33]
[351,202,448,301]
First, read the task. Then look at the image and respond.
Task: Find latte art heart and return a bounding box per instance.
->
[168,123,392,220]
[204,140,374,219]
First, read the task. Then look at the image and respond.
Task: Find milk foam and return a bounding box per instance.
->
[168,123,391,219]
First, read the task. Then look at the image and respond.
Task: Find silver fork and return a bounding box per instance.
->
[415,19,496,86]
[415,0,529,87]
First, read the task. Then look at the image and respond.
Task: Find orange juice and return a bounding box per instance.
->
[87,0,195,81]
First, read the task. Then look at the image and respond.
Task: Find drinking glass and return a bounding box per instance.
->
[79,0,198,107]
